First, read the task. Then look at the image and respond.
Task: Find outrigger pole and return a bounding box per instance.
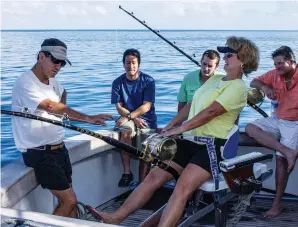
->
[119,5,268,118]
[1,109,179,180]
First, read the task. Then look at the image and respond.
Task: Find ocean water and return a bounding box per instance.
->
[1,30,298,167]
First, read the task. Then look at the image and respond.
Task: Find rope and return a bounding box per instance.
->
[226,191,254,227]
[76,201,89,220]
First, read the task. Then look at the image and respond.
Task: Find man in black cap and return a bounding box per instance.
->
[11,38,113,218]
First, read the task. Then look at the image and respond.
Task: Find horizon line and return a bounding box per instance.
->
[2,29,298,32]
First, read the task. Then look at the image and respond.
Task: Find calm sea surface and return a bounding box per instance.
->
[1,30,298,167]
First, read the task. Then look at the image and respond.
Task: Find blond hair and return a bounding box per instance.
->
[226,36,259,75]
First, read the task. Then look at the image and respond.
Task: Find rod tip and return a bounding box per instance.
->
[119,5,121,9]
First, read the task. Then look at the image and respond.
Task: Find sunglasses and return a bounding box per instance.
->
[50,55,66,67]
[44,52,66,67]
[225,53,236,58]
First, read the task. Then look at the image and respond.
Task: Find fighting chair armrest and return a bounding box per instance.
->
[219,152,273,172]
[219,152,273,195]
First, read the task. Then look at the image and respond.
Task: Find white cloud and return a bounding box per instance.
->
[2,1,30,15]
[95,5,108,15]
[55,3,88,16]
[170,2,187,17]
[1,1,298,30]
[56,4,67,16]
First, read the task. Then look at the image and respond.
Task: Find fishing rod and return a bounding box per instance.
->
[1,109,179,180]
[247,100,268,118]
[119,6,269,118]
[119,5,201,67]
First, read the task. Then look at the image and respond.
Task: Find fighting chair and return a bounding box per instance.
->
[139,125,273,227]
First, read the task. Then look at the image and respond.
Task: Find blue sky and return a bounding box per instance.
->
[1,0,298,30]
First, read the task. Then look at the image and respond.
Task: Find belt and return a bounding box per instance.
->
[30,142,65,151]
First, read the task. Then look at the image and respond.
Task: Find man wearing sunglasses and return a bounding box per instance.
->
[11,38,113,218]
[177,49,224,112]
[246,46,298,218]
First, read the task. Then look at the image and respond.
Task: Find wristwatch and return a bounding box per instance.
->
[126,113,132,120]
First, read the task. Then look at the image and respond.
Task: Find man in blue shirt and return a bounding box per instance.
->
[111,49,157,187]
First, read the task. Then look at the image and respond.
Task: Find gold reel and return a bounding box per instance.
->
[142,133,177,162]
[247,88,265,105]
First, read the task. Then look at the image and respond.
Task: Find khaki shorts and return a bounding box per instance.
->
[116,120,156,150]
[251,116,298,157]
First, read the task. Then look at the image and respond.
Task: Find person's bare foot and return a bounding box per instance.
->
[97,211,122,224]
[264,204,281,219]
[284,150,298,172]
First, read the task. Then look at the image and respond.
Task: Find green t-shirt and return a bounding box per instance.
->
[177,70,225,103]
[183,74,247,139]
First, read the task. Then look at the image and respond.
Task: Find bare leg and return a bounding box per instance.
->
[99,162,184,224]
[264,156,290,218]
[69,206,77,218]
[139,160,150,182]
[158,164,211,227]
[120,152,131,174]
[120,131,132,174]
[68,184,78,218]
[51,188,77,218]
[245,124,298,172]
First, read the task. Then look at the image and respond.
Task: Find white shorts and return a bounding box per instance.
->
[251,117,298,157]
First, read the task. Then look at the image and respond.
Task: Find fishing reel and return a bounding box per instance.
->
[141,133,177,162]
[247,88,268,117]
[247,88,265,105]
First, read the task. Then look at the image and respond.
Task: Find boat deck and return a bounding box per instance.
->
[87,186,298,227]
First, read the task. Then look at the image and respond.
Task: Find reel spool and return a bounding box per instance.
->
[142,133,177,162]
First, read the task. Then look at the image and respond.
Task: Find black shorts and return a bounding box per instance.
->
[172,138,227,173]
[22,145,72,191]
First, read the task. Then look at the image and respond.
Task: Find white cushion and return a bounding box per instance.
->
[253,163,268,179]
[200,173,228,192]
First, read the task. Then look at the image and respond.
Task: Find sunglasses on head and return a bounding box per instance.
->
[44,52,66,67]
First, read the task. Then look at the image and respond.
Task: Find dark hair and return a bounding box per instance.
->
[201,49,220,65]
[41,38,67,49]
[37,38,67,61]
[271,46,296,63]
[37,51,47,61]
[122,48,141,64]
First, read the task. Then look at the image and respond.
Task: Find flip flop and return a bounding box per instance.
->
[85,205,104,223]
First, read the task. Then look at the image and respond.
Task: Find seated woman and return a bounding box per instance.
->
[97,36,260,226]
